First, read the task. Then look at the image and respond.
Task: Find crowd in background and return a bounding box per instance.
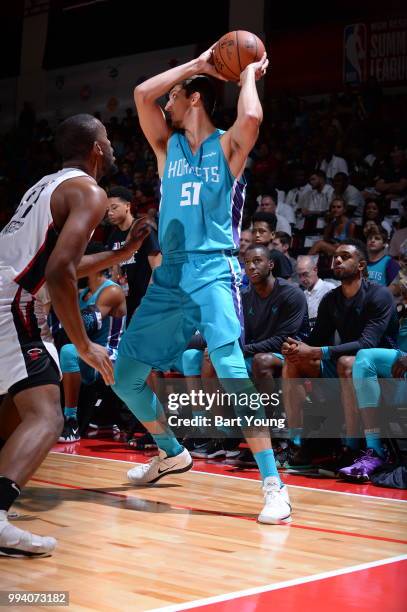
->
[1,82,407,234]
[1,78,407,485]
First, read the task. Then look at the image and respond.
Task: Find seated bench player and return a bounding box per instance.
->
[282,239,399,469]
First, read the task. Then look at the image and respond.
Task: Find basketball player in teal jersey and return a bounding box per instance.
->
[113,46,292,523]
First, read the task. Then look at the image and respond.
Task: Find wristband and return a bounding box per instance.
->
[321,346,331,360]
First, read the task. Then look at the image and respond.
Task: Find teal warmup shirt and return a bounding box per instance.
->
[79,279,125,358]
[159,129,246,255]
[367,255,399,286]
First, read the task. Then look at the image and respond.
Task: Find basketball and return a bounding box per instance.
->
[213,30,265,82]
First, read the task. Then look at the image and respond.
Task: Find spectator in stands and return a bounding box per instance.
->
[361,198,392,239]
[375,144,407,203]
[242,244,309,386]
[282,239,398,468]
[389,200,407,257]
[319,142,348,181]
[115,162,133,188]
[271,231,297,282]
[366,227,399,286]
[251,142,279,186]
[257,191,293,234]
[332,172,365,217]
[390,238,407,298]
[106,187,161,323]
[300,170,334,217]
[296,255,336,328]
[58,243,127,442]
[238,229,253,287]
[347,145,375,191]
[133,170,146,190]
[309,197,356,256]
[252,212,293,279]
[285,166,312,211]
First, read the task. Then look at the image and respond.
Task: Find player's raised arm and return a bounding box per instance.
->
[134,46,224,170]
[76,217,151,278]
[222,53,269,178]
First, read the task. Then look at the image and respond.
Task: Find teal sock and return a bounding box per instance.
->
[343,437,360,451]
[152,432,183,457]
[64,406,77,419]
[254,449,281,484]
[365,428,385,458]
[288,428,303,447]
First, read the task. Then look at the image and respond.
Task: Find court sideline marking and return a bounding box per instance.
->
[147,555,407,612]
[50,450,407,504]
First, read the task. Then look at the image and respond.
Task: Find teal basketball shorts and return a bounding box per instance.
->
[118,252,243,371]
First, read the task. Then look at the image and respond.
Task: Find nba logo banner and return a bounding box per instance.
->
[343,24,367,84]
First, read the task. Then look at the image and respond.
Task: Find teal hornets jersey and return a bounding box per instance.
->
[79,279,125,356]
[159,129,246,255]
[367,255,392,286]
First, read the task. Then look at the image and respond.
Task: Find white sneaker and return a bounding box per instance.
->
[258,476,292,524]
[0,511,57,557]
[127,448,193,485]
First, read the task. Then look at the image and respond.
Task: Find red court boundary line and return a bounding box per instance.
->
[148,557,407,612]
[31,476,407,546]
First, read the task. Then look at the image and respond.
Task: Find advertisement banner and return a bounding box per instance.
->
[268,17,407,94]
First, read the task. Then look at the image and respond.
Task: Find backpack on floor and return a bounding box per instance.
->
[370,460,407,489]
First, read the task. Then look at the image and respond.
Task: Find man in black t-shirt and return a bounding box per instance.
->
[282,239,398,468]
[106,187,161,323]
[242,245,309,381]
[242,244,308,409]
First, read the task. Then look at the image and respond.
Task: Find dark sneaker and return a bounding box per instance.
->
[225,447,241,458]
[317,446,359,477]
[127,432,156,450]
[181,436,207,451]
[223,438,241,458]
[224,448,257,467]
[58,417,80,443]
[190,440,226,459]
[338,449,385,482]
[286,445,313,470]
[85,423,99,438]
[275,444,290,469]
[112,424,121,441]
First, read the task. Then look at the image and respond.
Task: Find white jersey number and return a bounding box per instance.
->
[180,182,201,206]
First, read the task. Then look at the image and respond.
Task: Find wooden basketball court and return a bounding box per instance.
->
[2,440,407,611]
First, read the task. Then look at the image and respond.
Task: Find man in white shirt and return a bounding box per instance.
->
[296,255,336,326]
[319,144,348,181]
[258,191,292,235]
[299,171,334,216]
[332,172,365,217]
[285,166,312,211]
